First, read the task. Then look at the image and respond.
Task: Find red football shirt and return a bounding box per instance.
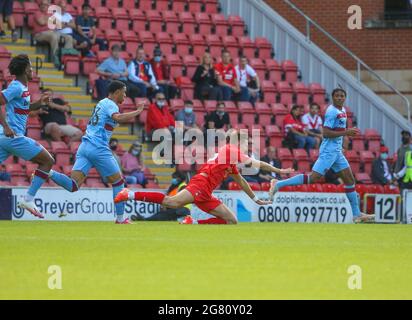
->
[214,63,237,86]
[283,114,305,136]
[197,144,250,191]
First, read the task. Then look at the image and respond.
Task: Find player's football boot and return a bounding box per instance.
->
[115,218,132,224]
[180,215,194,224]
[17,199,44,219]
[114,188,131,203]
[353,213,375,224]
[268,179,278,201]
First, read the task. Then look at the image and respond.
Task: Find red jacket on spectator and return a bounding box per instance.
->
[146,103,175,133]
[150,58,170,81]
[283,114,305,136]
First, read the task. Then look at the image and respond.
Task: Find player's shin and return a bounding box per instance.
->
[133,191,165,204]
[26,169,49,201]
[275,174,310,191]
[344,184,361,217]
[112,178,126,222]
[49,170,79,192]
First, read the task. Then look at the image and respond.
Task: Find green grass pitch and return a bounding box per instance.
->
[0,221,411,299]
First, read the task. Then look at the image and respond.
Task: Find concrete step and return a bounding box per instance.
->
[37,69,65,77]
[41,77,73,85]
[111,134,139,141]
[5,45,36,53]
[71,102,96,109]
[64,94,93,102]
[47,85,82,93]
[12,53,46,61]
[146,167,175,174]
[0,38,27,45]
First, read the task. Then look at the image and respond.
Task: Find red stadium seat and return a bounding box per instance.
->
[261,80,277,103]
[157,0,170,11]
[112,7,130,30]
[238,36,256,59]
[255,37,272,59]
[293,149,311,172]
[322,184,338,193]
[95,7,113,30]
[123,0,137,9]
[277,148,294,168]
[355,173,372,184]
[271,103,288,128]
[265,59,282,82]
[183,55,199,79]
[211,14,229,36]
[255,102,272,126]
[364,129,382,153]
[282,60,298,83]
[155,32,173,55]
[238,101,255,127]
[345,150,361,173]
[222,35,240,58]
[359,151,374,174]
[265,125,283,148]
[139,0,153,11]
[51,142,72,166]
[277,81,293,105]
[249,58,266,82]
[261,182,271,191]
[188,0,203,12]
[292,82,310,105]
[249,182,262,191]
[138,31,157,54]
[130,9,147,33]
[204,0,219,13]
[163,11,180,33]
[309,83,326,105]
[189,34,207,57]
[176,77,195,100]
[195,12,213,34]
[206,34,223,57]
[172,0,187,12]
[146,10,163,33]
[179,12,196,35]
[173,33,191,56]
[167,54,184,78]
[307,184,323,193]
[228,15,245,37]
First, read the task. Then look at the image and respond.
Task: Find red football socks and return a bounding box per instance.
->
[197,217,227,224]
[134,192,165,204]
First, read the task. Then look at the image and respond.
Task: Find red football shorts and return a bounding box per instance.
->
[185,174,222,213]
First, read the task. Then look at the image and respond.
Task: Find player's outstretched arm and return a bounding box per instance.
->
[112,103,145,123]
[230,173,272,205]
[323,127,360,138]
[0,95,14,137]
[30,92,51,111]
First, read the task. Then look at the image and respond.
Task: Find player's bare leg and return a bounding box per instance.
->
[336,168,374,223]
[181,203,237,225]
[18,149,54,219]
[106,172,131,224]
[115,187,194,209]
[269,171,323,200]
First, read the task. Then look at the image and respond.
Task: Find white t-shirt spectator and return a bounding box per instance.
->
[302,112,323,130]
[55,12,74,34]
[235,65,257,88]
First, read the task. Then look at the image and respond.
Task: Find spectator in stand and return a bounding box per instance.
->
[96,45,139,100]
[235,56,261,104]
[302,103,323,148]
[121,141,147,187]
[283,105,316,153]
[128,47,159,99]
[372,146,396,186]
[146,91,175,136]
[205,102,231,130]
[0,166,11,182]
[55,0,76,39]
[33,88,83,143]
[215,50,240,101]
[0,0,18,41]
[73,3,107,57]
[258,146,281,182]
[175,100,200,131]
[33,0,74,67]
[394,130,412,175]
[192,52,222,101]
[150,48,177,100]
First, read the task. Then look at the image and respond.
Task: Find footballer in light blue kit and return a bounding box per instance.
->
[269,88,374,223]
[0,54,54,218]
[49,80,144,224]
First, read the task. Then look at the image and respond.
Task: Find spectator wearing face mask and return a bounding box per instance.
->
[146,92,175,137]
[131,171,191,221]
[205,102,231,130]
[150,48,177,100]
[372,146,396,186]
[121,141,147,187]
[395,130,412,175]
[175,100,199,131]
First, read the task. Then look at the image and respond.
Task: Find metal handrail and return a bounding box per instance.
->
[284,0,411,124]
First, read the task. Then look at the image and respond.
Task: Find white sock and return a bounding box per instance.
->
[128,191,134,200]
[116,215,124,222]
[24,194,34,202]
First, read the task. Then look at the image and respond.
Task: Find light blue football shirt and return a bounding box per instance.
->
[320,105,347,153]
